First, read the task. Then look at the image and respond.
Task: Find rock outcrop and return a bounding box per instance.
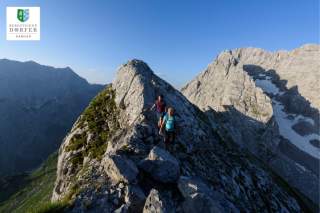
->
[102,154,139,184]
[177,176,236,213]
[52,59,304,212]
[139,146,180,183]
[182,44,320,205]
[143,189,174,213]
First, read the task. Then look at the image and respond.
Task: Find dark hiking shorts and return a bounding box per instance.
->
[164,129,175,145]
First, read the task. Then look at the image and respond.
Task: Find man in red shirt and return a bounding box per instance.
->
[150,95,167,128]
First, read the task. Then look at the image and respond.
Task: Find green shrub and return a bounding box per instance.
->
[65,133,86,152]
[66,86,120,166]
[69,152,84,166]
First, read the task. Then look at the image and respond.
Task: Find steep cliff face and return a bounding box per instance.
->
[52,60,304,212]
[181,44,320,205]
[0,59,103,176]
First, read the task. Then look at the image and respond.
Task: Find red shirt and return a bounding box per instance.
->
[156,100,166,113]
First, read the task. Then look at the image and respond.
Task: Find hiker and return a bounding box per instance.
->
[150,95,167,128]
[159,107,176,149]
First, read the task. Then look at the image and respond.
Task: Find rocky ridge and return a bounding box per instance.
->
[52,60,304,212]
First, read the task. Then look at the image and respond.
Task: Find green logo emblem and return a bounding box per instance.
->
[17,9,29,22]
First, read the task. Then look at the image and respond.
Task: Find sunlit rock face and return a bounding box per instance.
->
[182,44,320,205]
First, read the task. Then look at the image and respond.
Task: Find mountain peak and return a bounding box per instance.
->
[182,44,320,205]
[113,59,156,125]
[125,59,149,67]
[119,59,154,76]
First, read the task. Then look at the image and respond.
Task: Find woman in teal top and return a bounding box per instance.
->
[159,107,176,149]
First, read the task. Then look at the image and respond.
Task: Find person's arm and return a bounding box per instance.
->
[159,116,166,133]
[143,103,155,112]
[150,103,156,111]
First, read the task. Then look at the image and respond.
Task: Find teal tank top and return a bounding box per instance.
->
[164,114,175,131]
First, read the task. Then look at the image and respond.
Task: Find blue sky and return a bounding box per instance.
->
[0,0,319,87]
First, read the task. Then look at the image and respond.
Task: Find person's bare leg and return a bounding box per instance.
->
[158,118,162,128]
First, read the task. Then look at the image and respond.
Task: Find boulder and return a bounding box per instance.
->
[178,176,237,213]
[114,204,129,213]
[177,176,211,198]
[102,154,138,184]
[182,193,222,213]
[125,185,146,213]
[139,146,180,183]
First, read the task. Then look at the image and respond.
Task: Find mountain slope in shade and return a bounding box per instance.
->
[51,60,306,212]
[181,44,320,205]
[0,59,103,176]
[0,152,58,213]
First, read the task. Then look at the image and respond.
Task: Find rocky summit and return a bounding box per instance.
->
[52,59,305,212]
[182,44,320,205]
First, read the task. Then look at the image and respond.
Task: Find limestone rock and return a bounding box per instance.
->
[182,193,223,213]
[102,154,139,184]
[114,204,129,213]
[143,189,174,213]
[125,185,146,213]
[182,44,320,205]
[139,146,180,183]
[178,176,237,213]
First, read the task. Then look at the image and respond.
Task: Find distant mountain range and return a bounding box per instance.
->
[0,59,103,176]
